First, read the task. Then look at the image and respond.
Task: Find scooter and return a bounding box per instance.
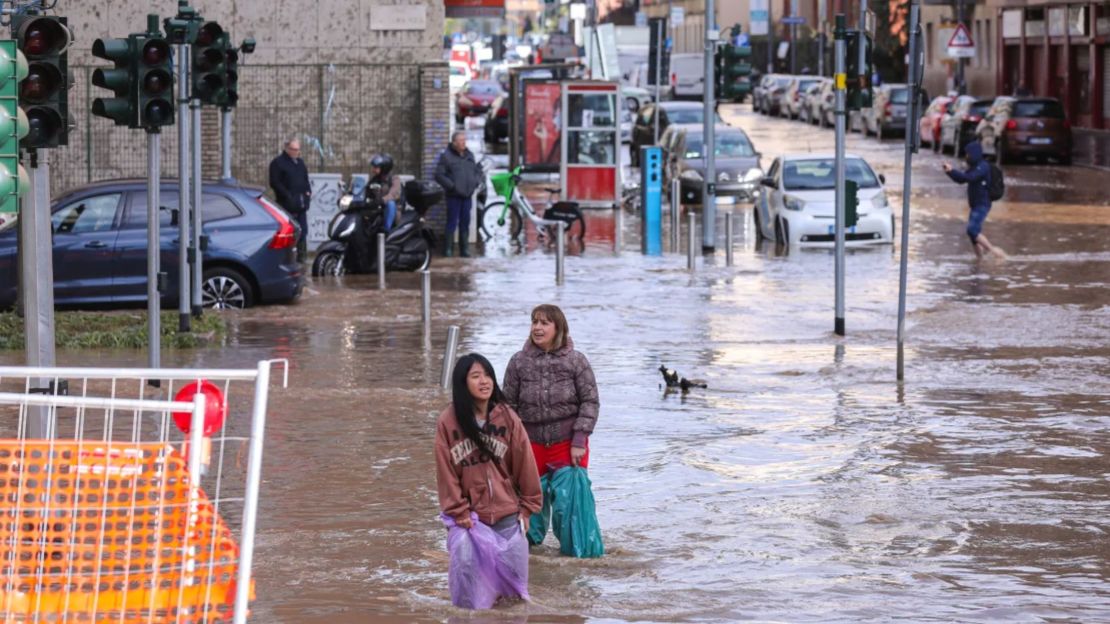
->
[311,178,441,277]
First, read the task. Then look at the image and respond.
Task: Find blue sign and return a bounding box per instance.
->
[665,37,673,51]
[782,16,806,25]
[640,147,663,256]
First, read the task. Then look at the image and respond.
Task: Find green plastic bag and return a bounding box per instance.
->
[526,472,552,546]
[549,466,604,558]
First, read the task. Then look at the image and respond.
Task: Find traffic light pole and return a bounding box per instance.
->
[834,16,846,337]
[147,130,161,370]
[21,152,56,438]
[191,98,202,317]
[897,0,922,381]
[652,19,662,146]
[176,42,191,332]
[220,107,233,182]
[701,0,717,253]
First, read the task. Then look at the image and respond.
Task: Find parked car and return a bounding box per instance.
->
[630,101,724,167]
[863,84,925,138]
[456,80,502,124]
[940,96,992,156]
[783,76,823,119]
[754,154,893,247]
[752,74,775,113]
[622,86,652,113]
[661,124,763,205]
[800,78,830,124]
[813,79,837,127]
[669,53,705,99]
[758,74,794,116]
[919,95,954,151]
[976,96,1072,164]
[448,61,470,92]
[0,180,304,310]
[483,94,510,143]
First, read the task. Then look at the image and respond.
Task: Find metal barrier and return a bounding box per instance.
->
[0,361,288,624]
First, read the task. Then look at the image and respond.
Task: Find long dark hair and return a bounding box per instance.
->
[451,353,505,460]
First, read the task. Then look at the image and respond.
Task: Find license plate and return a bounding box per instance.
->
[827,225,857,235]
[1029,137,1052,145]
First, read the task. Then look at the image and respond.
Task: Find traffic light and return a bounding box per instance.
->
[846,30,873,111]
[0,41,29,213]
[219,44,238,108]
[192,21,226,105]
[91,36,137,127]
[715,29,752,103]
[845,179,859,228]
[13,15,72,149]
[137,34,174,128]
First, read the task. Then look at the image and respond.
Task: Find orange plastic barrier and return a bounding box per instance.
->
[0,441,249,623]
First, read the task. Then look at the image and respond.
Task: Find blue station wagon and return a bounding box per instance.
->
[0,179,304,309]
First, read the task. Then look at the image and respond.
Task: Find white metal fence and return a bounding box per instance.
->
[0,361,287,624]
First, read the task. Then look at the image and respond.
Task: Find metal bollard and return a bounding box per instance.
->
[421,269,431,324]
[555,221,566,285]
[687,212,696,271]
[377,233,386,290]
[670,179,681,253]
[440,325,460,389]
[614,204,623,253]
[725,212,734,267]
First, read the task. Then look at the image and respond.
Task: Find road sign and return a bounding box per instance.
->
[782,16,806,25]
[670,7,684,27]
[635,11,646,27]
[750,0,769,35]
[947,22,975,58]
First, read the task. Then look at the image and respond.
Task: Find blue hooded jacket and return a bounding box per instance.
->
[945,141,991,210]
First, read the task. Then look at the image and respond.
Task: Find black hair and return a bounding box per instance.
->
[451,353,505,460]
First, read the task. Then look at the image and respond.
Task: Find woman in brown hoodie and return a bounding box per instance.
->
[435,353,543,532]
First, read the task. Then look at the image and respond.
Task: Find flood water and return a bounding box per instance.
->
[16,105,1110,622]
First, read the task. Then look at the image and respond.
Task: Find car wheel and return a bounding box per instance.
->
[311,250,345,277]
[753,206,764,241]
[1060,153,1072,166]
[202,267,254,310]
[782,218,790,246]
[774,216,784,245]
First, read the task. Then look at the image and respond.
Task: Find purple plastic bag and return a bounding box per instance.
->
[443,512,530,610]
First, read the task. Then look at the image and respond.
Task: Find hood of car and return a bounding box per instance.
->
[685,156,761,180]
[783,187,886,217]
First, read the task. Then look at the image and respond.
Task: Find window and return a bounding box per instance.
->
[1013,100,1065,118]
[125,191,242,228]
[52,194,121,234]
[683,132,756,159]
[783,158,879,190]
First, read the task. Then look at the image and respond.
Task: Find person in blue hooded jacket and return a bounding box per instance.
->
[943,140,996,257]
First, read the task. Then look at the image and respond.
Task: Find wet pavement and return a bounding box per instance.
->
[14,104,1110,622]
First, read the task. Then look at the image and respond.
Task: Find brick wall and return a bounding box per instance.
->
[420,63,451,233]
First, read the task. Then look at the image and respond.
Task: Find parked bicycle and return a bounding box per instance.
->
[476,161,586,243]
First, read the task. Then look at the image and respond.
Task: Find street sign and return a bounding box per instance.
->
[782,16,806,25]
[946,22,975,58]
[670,7,684,27]
[750,0,769,36]
[635,11,647,27]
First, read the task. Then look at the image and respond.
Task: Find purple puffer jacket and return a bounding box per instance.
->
[502,337,600,448]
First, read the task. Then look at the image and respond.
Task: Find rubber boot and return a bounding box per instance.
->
[444,237,454,258]
[458,229,471,258]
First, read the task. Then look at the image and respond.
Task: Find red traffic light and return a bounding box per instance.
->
[142,39,170,66]
[195,22,224,47]
[172,380,228,437]
[18,17,71,58]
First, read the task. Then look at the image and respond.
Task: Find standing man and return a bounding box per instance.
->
[269,138,312,262]
[434,131,481,257]
[943,140,995,258]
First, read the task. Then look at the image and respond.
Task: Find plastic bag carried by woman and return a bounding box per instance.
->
[443,512,530,609]
[527,466,604,558]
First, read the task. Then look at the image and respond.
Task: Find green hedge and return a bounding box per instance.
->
[0,311,226,350]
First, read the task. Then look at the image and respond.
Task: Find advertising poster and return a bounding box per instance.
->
[523,82,562,167]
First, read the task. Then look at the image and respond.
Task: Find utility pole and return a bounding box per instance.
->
[702,0,718,253]
[176,40,191,332]
[834,15,846,337]
[653,18,663,145]
[898,0,923,380]
[955,0,966,94]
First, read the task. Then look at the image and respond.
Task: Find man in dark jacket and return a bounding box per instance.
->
[269,138,312,261]
[944,140,995,257]
[434,131,481,257]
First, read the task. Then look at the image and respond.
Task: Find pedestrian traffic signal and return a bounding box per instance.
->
[715,28,752,103]
[91,36,138,127]
[846,30,873,111]
[137,33,174,128]
[191,21,226,105]
[0,41,29,213]
[13,14,73,149]
[845,179,859,227]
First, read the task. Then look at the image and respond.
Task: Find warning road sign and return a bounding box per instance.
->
[947,23,975,58]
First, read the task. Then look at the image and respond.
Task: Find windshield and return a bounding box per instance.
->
[775,77,791,88]
[1013,100,1065,118]
[683,132,755,159]
[798,80,820,92]
[970,101,992,116]
[668,109,704,124]
[783,158,879,191]
[450,65,467,76]
[467,81,501,95]
[889,88,909,104]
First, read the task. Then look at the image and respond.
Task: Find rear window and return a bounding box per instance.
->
[970,101,992,116]
[126,191,243,228]
[889,88,909,104]
[449,65,467,76]
[467,81,501,95]
[1013,100,1065,118]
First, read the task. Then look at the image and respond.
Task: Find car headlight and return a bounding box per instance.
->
[741,168,763,183]
[680,169,703,182]
[872,194,889,209]
[784,196,804,211]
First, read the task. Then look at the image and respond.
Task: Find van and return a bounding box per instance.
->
[669,53,705,99]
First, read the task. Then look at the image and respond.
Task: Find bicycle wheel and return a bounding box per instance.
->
[479,201,522,241]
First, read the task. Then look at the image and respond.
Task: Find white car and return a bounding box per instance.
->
[448,61,470,92]
[754,154,894,247]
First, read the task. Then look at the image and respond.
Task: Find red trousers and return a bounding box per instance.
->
[531,439,589,477]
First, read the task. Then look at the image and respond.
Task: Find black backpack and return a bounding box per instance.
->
[988,164,1005,202]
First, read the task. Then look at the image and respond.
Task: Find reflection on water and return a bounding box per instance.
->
[6,106,1107,623]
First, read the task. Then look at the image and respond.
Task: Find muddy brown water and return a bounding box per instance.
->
[6,106,1108,622]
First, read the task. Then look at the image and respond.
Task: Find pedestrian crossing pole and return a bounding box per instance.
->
[834,15,846,337]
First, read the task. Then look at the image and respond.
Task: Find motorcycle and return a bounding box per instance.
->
[311,178,441,277]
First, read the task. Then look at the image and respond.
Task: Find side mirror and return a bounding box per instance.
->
[761,176,775,188]
[879,173,886,184]
[169,208,179,226]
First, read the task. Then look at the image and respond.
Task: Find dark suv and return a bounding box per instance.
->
[0,179,303,309]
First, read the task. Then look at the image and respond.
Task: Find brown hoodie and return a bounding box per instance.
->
[435,402,543,526]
